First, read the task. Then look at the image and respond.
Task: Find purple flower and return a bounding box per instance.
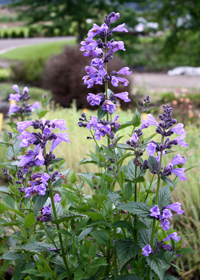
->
[174,133,188,147]
[42,206,51,215]
[49,119,67,131]
[142,244,152,257]
[12,84,20,94]
[140,119,149,130]
[17,121,33,132]
[87,93,103,106]
[166,202,184,215]
[18,131,37,147]
[83,48,103,58]
[109,40,125,53]
[117,67,132,76]
[30,102,40,110]
[162,209,172,220]
[102,100,116,114]
[165,163,186,181]
[114,92,130,102]
[160,219,171,231]
[87,23,109,38]
[91,57,104,69]
[150,205,160,218]
[54,194,61,203]
[95,123,111,140]
[8,104,21,114]
[146,114,158,127]
[9,93,21,102]
[162,232,181,242]
[170,123,185,135]
[111,76,129,87]
[80,37,97,52]
[51,133,70,151]
[37,184,47,195]
[129,133,138,143]
[34,147,45,166]
[83,67,106,88]
[18,150,36,167]
[41,173,50,184]
[146,141,157,156]
[112,23,128,33]
[171,154,186,165]
[87,116,98,130]
[109,12,120,22]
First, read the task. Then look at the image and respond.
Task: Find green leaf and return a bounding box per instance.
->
[118,202,151,219]
[117,143,133,150]
[0,202,7,214]
[102,145,115,159]
[117,275,141,280]
[12,262,27,280]
[161,176,175,189]
[157,185,171,209]
[97,106,107,120]
[18,242,57,252]
[3,131,9,142]
[134,221,149,229]
[78,158,97,165]
[146,253,170,280]
[86,212,105,221]
[125,182,133,199]
[148,156,158,171]
[138,229,156,249]
[33,191,49,215]
[168,262,181,271]
[57,272,70,280]
[24,213,35,228]
[70,172,77,184]
[132,109,141,127]
[112,221,131,229]
[117,121,135,131]
[38,110,49,118]
[177,248,196,255]
[126,160,140,180]
[92,194,107,204]
[0,141,11,147]
[108,190,120,204]
[91,230,110,246]
[1,251,26,261]
[116,239,140,271]
[78,227,93,242]
[163,275,179,280]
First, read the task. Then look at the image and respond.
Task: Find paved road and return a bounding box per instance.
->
[0,36,75,54]
[133,73,200,90]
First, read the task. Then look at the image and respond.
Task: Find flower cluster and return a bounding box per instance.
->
[17,119,70,172]
[36,194,61,223]
[8,85,40,117]
[150,202,184,231]
[79,11,133,140]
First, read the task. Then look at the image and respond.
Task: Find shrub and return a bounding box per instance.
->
[43,45,133,109]
[3,31,9,39]
[18,30,25,38]
[10,30,17,38]
[10,58,46,87]
[0,68,10,81]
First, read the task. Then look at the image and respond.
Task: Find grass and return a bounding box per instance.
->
[0,39,76,61]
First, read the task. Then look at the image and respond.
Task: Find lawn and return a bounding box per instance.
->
[0,39,76,61]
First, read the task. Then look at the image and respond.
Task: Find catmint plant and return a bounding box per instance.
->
[0,12,194,280]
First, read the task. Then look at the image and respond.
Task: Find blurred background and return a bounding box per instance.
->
[0,0,200,279]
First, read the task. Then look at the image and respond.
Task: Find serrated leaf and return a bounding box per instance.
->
[78,158,97,165]
[12,262,27,280]
[118,202,151,219]
[1,251,26,261]
[117,143,133,150]
[102,145,115,159]
[116,239,140,270]
[157,185,171,209]
[86,212,105,221]
[91,230,110,246]
[78,227,93,242]
[146,254,170,280]
[134,221,149,229]
[117,274,141,280]
[17,242,57,252]
[125,182,133,199]
[24,213,35,228]
[92,194,107,204]
[161,176,175,189]
[108,190,120,204]
[126,160,140,180]
[163,275,179,280]
[148,156,158,171]
[112,221,131,229]
[138,229,156,249]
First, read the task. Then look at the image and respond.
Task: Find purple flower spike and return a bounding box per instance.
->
[146,114,158,127]
[37,184,46,195]
[8,105,21,114]
[42,206,51,215]
[146,141,157,156]
[162,232,181,242]
[112,23,128,33]
[114,92,130,102]
[50,119,67,131]
[109,12,120,22]
[111,40,125,53]
[111,76,129,87]
[142,244,152,257]
[117,67,132,76]
[9,93,21,102]
[166,202,184,215]
[51,133,70,151]
[150,205,160,218]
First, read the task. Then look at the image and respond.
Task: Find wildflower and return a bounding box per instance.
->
[146,141,157,156]
[142,245,152,256]
[150,205,160,218]
[114,92,130,102]
[162,232,181,242]
[166,202,184,215]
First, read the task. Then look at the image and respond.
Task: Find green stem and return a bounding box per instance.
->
[144,174,155,202]
[45,165,72,279]
[40,222,59,251]
[37,253,56,280]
